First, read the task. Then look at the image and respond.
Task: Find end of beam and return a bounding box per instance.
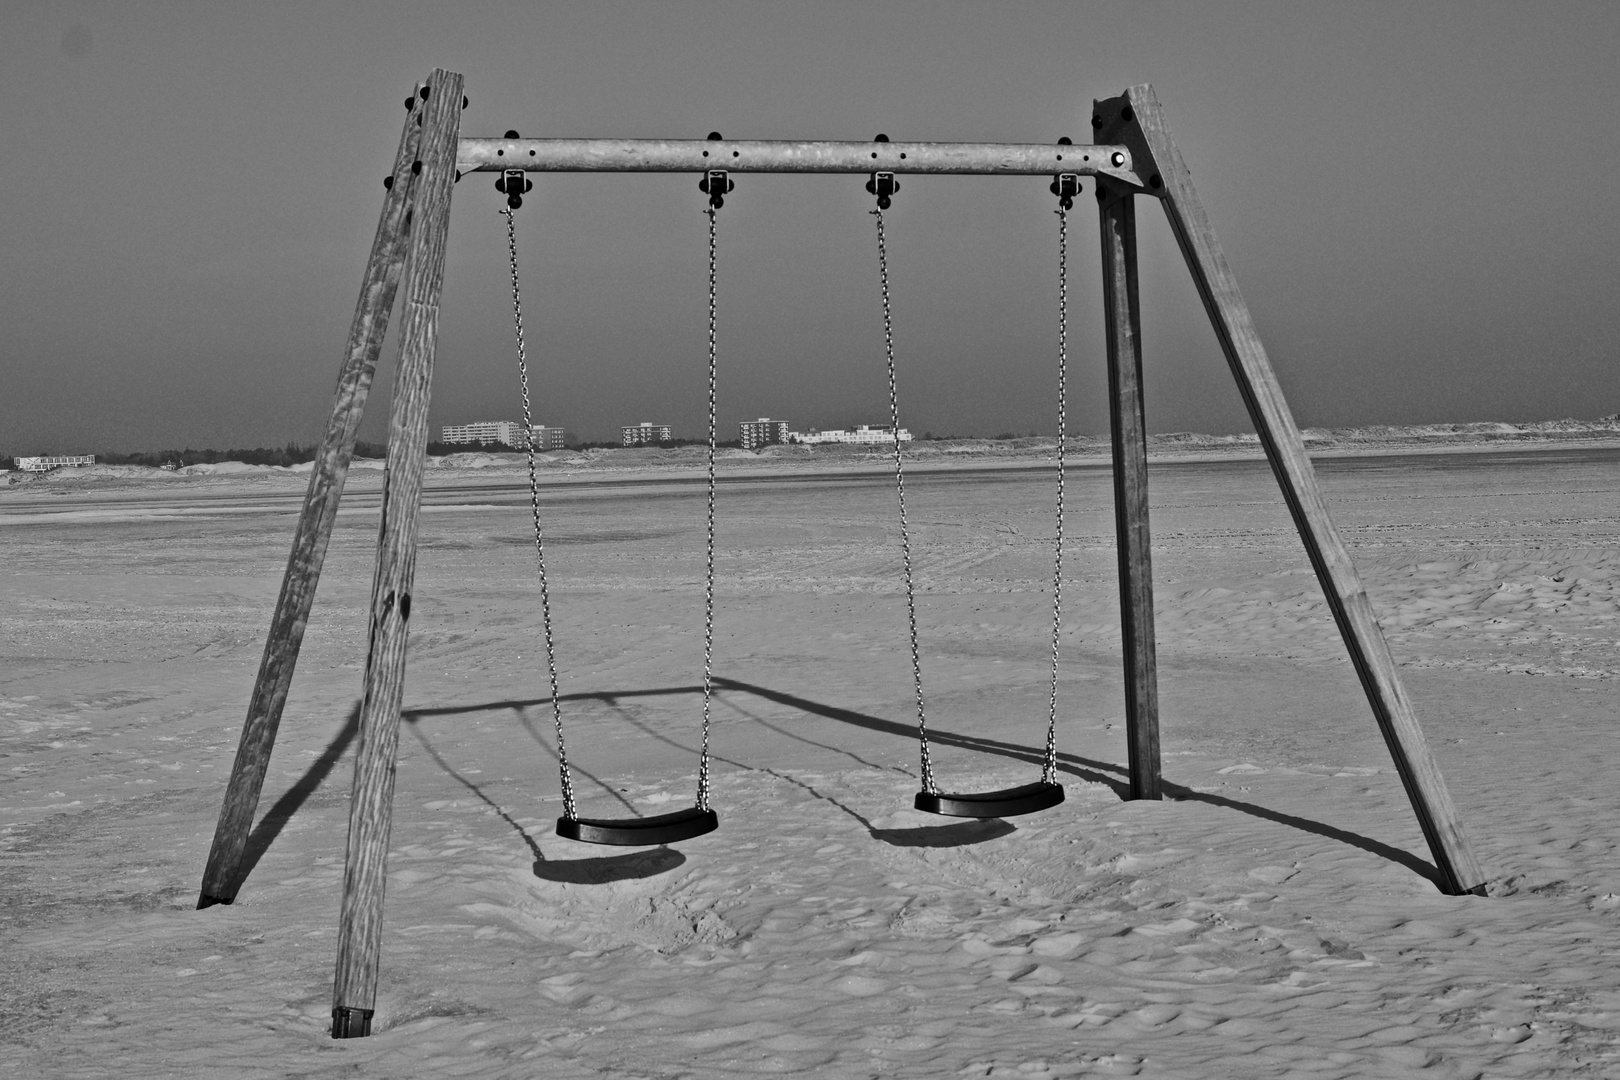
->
[1091,87,1167,197]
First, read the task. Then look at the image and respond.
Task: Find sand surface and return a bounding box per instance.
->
[4,446,1619,1077]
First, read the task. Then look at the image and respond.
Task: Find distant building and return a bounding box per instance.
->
[527,425,567,450]
[15,455,95,472]
[439,421,566,450]
[621,422,673,446]
[739,417,790,450]
[787,425,912,446]
[441,421,527,448]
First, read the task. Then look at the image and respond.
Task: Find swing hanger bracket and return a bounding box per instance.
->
[1050,172,1080,210]
[697,132,735,209]
[1050,136,1081,210]
[866,133,899,209]
[698,168,734,209]
[494,131,534,209]
[496,169,533,210]
[866,170,899,209]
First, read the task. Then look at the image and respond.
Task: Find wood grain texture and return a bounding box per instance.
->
[1099,85,1484,895]
[330,68,465,1033]
[1096,180,1162,802]
[196,89,425,909]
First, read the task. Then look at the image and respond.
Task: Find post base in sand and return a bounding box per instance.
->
[331,1006,374,1039]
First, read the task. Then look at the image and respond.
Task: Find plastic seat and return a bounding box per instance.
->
[555,806,718,846]
[914,781,1064,819]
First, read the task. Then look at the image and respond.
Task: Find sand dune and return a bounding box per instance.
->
[9,417,1620,492]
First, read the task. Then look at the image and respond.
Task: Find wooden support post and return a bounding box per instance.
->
[330,68,464,1040]
[1096,85,1486,895]
[1097,179,1161,801]
[196,89,426,909]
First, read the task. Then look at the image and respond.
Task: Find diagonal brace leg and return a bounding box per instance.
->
[197,85,426,909]
[1094,85,1485,896]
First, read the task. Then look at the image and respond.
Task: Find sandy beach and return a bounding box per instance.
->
[3,443,1619,1078]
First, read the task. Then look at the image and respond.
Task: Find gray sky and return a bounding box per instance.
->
[4,1,1618,452]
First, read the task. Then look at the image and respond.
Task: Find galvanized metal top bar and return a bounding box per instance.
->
[457,138,1142,184]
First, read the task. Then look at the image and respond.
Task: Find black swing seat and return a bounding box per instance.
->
[556,806,719,847]
[914,781,1064,819]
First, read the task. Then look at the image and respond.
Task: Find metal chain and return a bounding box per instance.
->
[503,207,576,821]
[1044,207,1070,785]
[872,208,934,794]
[697,206,718,812]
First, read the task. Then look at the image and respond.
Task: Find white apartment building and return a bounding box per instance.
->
[15,455,95,471]
[621,422,673,446]
[787,424,912,445]
[440,422,566,449]
[441,421,527,447]
[527,425,567,450]
[739,417,790,450]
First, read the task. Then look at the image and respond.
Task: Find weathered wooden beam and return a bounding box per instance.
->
[1096,178,1162,801]
[457,137,1141,182]
[1099,84,1486,895]
[196,87,425,910]
[330,68,464,1040]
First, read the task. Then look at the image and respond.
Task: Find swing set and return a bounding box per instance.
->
[194,69,1487,1040]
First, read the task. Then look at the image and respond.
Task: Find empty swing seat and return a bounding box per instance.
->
[556,806,719,846]
[914,781,1064,819]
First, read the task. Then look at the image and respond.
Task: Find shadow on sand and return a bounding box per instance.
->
[532,847,686,884]
[235,676,1441,892]
[870,819,1017,848]
[222,700,361,899]
[400,714,684,885]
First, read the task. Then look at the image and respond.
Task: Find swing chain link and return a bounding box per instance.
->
[697,205,719,813]
[503,206,578,822]
[1044,206,1070,785]
[872,207,935,795]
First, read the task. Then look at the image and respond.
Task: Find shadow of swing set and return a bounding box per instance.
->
[193,68,1488,1040]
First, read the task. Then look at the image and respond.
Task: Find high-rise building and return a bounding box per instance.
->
[441,421,527,447]
[739,417,790,449]
[528,425,568,450]
[439,421,567,449]
[621,422,673,446]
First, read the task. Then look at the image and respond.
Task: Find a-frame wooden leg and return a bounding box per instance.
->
[1094,86,1486,896]
[330,68,465,1040]
[196,85,426,909]
[1097,179,1162,801]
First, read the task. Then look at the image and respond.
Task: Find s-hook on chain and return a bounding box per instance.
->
[697,204,719,813]
[872,206,935,796]
[502,205,577,822]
